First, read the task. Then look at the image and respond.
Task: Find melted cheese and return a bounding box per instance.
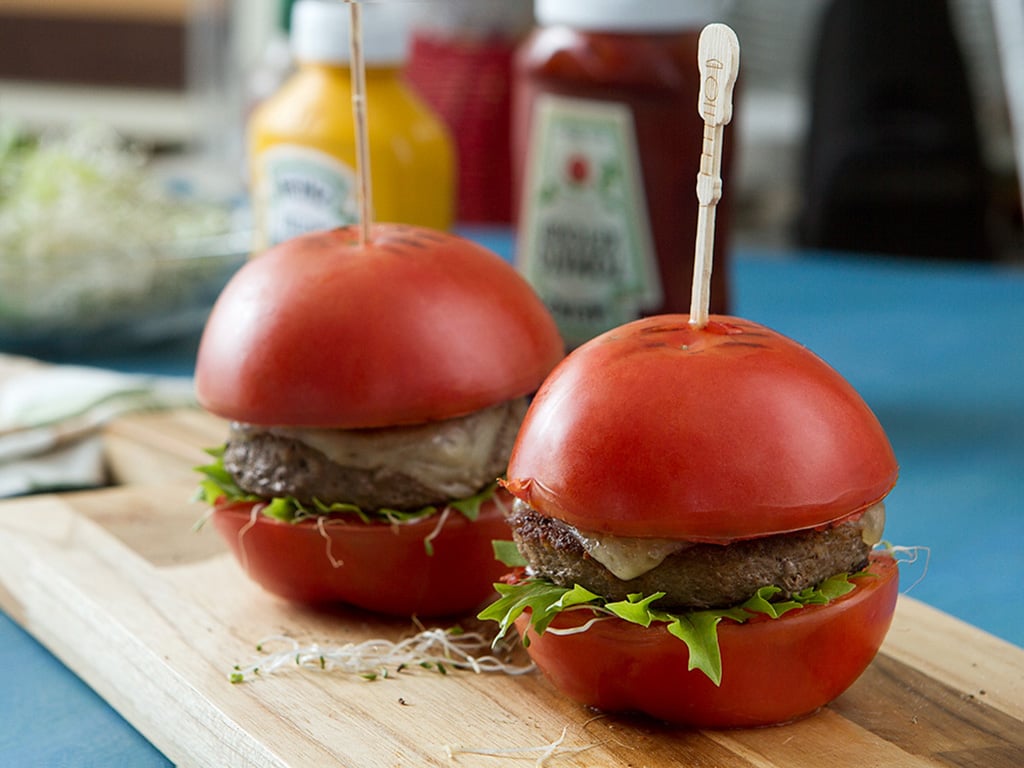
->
[237,399,526,499]
[571,501,887,582]
[859,501,886,546]
[571,528,688,581]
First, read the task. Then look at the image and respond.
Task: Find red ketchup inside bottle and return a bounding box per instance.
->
[513,1,733,349]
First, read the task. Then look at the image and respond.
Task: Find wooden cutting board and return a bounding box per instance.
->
[0,410,1022,767]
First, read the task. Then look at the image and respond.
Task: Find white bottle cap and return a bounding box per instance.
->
[291,0,410,65]
[535,0,721,31]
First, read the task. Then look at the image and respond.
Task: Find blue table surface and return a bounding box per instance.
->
[2,233,1022,766]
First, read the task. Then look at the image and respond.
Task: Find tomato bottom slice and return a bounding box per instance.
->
[515,552,899,729]
[212,490,514,617]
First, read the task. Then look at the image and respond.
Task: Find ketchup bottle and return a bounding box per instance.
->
[513,0,733,348]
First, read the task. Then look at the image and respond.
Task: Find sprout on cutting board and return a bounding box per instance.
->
[228,627,534,684]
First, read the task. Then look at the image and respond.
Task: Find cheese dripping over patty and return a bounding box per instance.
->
[568,502,887,581]
[232,398,527,500]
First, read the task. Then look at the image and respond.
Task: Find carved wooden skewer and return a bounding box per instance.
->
[689,23,740,329]
[346,0,373,247]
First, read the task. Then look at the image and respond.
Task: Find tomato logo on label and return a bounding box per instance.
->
[566,154,589,185]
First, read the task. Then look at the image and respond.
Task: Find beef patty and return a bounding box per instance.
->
[507,500,881,609]
[223,399,527,511]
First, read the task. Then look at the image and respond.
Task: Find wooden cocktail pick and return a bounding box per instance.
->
[346,0,373,247]
[689,23,740,329]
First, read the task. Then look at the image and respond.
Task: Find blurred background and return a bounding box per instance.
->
[2,0,1020,245]
[0,0,1022,357]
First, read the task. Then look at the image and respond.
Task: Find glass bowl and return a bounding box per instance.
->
[0,230,250,356]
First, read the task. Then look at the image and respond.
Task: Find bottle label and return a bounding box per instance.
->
[257,145,358,248]
[517,94,661,347]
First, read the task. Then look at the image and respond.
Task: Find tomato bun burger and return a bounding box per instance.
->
[195,224,563,617]
[481,314,899,728]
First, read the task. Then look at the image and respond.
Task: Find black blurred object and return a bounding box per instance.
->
[798,0,993,260]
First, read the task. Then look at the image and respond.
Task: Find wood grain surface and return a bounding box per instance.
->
[0,409,1021,767]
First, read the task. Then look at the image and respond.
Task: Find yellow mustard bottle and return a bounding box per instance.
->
[248,0,455,251]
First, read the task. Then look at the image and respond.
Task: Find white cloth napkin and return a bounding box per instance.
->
[0,355,196,497]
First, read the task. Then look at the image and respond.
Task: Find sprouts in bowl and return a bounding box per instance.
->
[0,122,249,355]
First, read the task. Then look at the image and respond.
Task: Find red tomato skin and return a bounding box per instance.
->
[515,553,899,729]
[211,491,514,617]
[505,314,898,540]
[195,223,563,428]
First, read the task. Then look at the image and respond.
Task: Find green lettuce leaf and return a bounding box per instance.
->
[664,611,728,682]
[492,539,528,568]
[605,592,667,627]
[195,444,497,528]
[478,572,862,686]
[477,581,603,645]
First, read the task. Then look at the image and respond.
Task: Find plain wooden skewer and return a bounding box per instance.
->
[689,23,740,329]
[347,0,373,247]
